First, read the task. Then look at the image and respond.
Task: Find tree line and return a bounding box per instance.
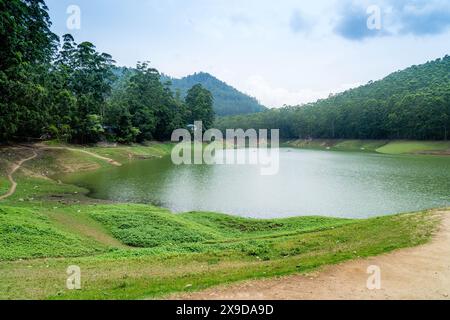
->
[216,56,450,141]
[2,1,449,144]
[0,0,214,144]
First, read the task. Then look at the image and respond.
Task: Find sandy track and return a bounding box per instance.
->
[0,150,38,201]
[176,210,450,300]
[36,144,122,166]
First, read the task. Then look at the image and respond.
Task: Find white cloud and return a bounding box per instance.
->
[243,75,361,108]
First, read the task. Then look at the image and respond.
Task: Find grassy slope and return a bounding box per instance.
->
[0,143,444,299]
[0,206,104,260]
[284,139,450,154]
[0,157,9,194]
[80,143,175,164]
[0,176,9,195]
[0,202,438,300]
[376,141,450,154]
[283,139,389,152]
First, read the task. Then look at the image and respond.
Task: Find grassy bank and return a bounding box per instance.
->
[0,142,444,299]
[0,177,10,195]
[283,139,450,154]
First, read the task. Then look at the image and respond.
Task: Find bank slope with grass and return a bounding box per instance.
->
[0,144,444,299]
[283,139,450,154]
[376,141,450,155]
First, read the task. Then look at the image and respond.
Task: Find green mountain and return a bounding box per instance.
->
[161,72,267,116]
[216,55,450,140]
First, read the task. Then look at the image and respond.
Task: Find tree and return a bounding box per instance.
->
[51,36,116,143]
[185,84,215,130]
[0,0,58,141]
[1,1,190,144]
[107,62,187,142]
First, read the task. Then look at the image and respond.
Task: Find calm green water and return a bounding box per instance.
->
[62,149,450,219]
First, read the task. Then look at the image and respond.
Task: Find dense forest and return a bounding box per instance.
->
[0,0,214,143]
[161,72,267,116]
[216,56,450,140]
[2,1,449,144]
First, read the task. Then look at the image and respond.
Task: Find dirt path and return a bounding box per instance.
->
[36,144,122,167]
[176,210,450,300]
[0,150,38,201]
[1,144,120,201]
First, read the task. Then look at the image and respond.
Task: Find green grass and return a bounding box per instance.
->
[284,139,450,155]
[0,143,445,299]
[3,174,87,203]
[376,140,450,154]
[23,148,107,175]
[0,150,20,196]
[333,140,389,152]
[87,205,356,249]
[0,205,105,260]
[88,143,175,163]
[180,212,352,239]
[89,205,218,247]
[0,207,439,300]
[0,176,10,195]
[36,141,174,169]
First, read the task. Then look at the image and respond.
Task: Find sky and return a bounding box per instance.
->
[46,0,450,108]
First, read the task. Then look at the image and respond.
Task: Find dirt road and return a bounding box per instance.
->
[0,150,38,201]
[177,210,450,300]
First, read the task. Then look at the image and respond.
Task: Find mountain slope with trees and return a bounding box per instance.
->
[216,56,450,140]
[161,72,267,116]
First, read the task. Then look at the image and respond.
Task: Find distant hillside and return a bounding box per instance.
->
[161,72,267,116]
[216,55,450,140]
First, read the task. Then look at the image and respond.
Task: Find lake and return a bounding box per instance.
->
[61,149,450,219]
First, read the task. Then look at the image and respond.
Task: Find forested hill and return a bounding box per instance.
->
[161,72,267,116]
[331,55,450,103]
[216,56,450,141]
